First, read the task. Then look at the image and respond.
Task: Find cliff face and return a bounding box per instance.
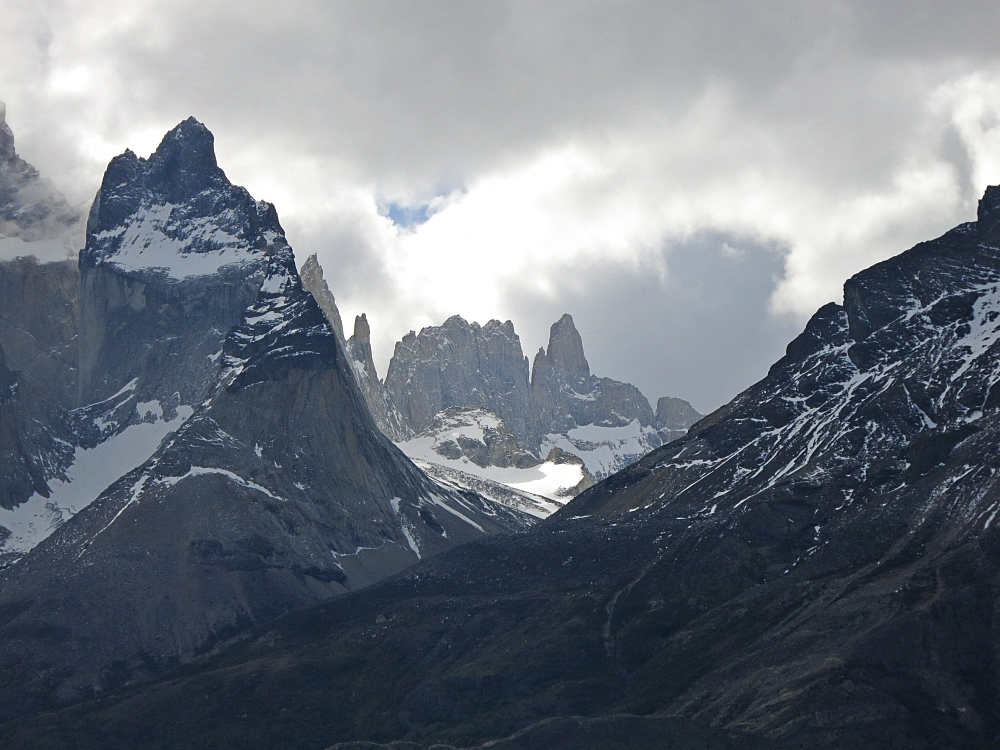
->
[654,395,703,442]
[0,257,79,408]
[386,315,536,446]
[0,346,69,517]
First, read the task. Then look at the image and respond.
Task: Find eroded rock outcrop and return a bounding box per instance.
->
[386,315,536,446]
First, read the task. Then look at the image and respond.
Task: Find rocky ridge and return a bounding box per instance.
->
[0,239,533,716]
[300,254,411,440]
[0,114,540,716]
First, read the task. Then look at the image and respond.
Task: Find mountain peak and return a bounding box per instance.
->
[354,313,371,343]
[82,117,282,278]
[545,313,590,379]
[144,117,226,203]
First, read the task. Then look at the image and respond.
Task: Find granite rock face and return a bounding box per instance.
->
[299,253,346,340]
[531,313,656,433]
[387,311,701,484]
[346,314,412,440]
[411,406,540,469]
[300,254,410,440]
[0,256,80,408]
[386,315,536,446]
[654,395,703,442]
[19,185,1000,750]
[0,345,71,515]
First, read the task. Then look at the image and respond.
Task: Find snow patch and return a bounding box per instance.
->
[0,403,193,555]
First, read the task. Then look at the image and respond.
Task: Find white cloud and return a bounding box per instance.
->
[6,2,1000,404]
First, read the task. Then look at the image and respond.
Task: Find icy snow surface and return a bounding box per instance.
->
[540,419,661,480]
[94,204,264,279]
[0,403,193,555]
[413,458,563,518]
[397,432,584,501]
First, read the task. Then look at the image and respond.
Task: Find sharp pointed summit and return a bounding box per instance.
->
[545,313,590,380]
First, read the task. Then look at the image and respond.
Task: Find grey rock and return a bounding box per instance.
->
[300,254,410,440]
[654,395,703,442]
[385,315,536,447]
[531,314,656,434]
[347,314,411,440]
[417,406,540,469]
[0,257,80,409]
[386,311,698,485]
[299,253,346,341]
[0,344,72,514]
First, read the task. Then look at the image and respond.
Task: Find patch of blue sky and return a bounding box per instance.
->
[382,201,432,230]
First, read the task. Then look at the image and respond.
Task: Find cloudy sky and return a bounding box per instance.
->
[4,1,1000,412]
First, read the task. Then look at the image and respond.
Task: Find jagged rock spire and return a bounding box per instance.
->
[300,253,346,341]
[544,313,590,380]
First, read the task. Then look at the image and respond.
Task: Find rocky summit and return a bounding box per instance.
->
[11,185,1000,749]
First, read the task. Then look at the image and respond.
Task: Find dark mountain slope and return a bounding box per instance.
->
[7,184,1000,749]
[0,345,72,518]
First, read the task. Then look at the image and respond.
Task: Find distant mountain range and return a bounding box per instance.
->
[301,259,702,499]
